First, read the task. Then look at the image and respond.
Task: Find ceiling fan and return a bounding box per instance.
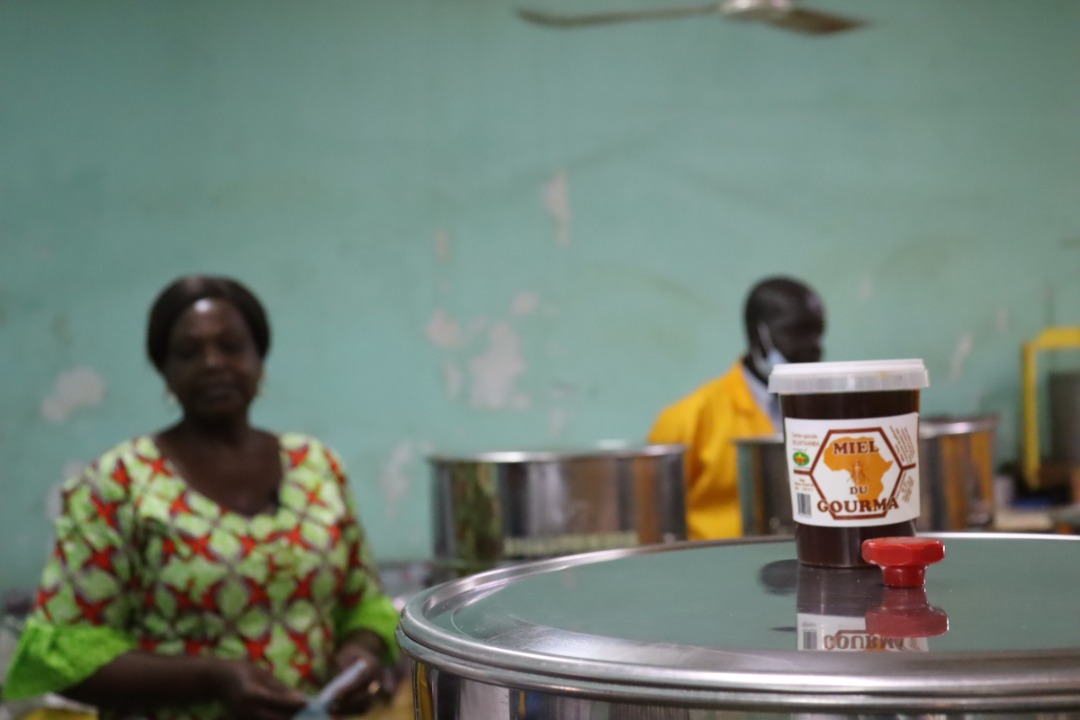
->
[516,0,865,35]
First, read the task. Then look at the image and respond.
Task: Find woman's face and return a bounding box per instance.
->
[161,298,263,422]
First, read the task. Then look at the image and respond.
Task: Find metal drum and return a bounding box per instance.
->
[400,534,1080,718]
[1050,371,1080,465]
[919,415,998,532]
[737,415,999,536]
[735,435,792,536]
[429,445,687,578]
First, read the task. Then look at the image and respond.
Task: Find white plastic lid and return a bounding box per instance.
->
[768,359,930,395]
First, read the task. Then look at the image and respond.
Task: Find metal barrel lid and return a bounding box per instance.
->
[919,414,999,438]
[427,442,685,464]
[398,534,1080,713]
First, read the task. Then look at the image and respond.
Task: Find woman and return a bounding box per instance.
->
[3,276,400,720]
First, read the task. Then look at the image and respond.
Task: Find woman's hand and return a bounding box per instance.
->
[212,658,307,720]
[327,633,396,716]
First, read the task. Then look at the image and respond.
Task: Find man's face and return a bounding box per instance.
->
[765,291,825,364]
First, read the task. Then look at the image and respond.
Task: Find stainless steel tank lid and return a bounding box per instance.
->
[918,414,999,438]
[427,442,685,463]
[398,534,1080,712]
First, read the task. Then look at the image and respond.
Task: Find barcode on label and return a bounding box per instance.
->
[802,629,818,650]
[796,493,812,517]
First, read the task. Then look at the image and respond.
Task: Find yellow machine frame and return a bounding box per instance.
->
[1022,326,1080,488]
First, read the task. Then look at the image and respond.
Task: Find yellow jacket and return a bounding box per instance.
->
[648,361,776,540]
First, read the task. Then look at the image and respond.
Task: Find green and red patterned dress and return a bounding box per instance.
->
[3,433,400,720]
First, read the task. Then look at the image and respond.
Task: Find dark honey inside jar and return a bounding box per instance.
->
[770,361,930,568]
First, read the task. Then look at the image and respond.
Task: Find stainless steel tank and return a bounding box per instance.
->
[918,415,997,531]
[400,533,1080,718]
[737,415,998,535]
[1050,371,1080,465]
[429,445,687,578]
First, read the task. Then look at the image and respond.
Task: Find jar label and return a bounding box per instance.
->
[784,412,920,527]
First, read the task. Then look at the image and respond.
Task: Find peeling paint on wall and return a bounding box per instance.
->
[511,291,539,317]
[379,440,429,519]
[426,298,535,411]
[427,295,540,411]
[45,484,63,521]
[858,275,874,301]
[544,169,572,248]
[434,229,451,263]
[950,334,975,381]
[442,359,463,399]
[41,367,106,424]
[427,308,464,348]
[996,308,1010,334]
[469,322,527,410]
[549,406,568,436]
[547,383,572,436]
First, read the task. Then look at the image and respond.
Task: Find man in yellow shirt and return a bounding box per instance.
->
[648,277,826,540]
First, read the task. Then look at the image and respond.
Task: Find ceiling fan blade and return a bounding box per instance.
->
[763,7,865,34]
[517,3,721,29]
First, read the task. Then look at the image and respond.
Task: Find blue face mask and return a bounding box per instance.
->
[751,323,790,379]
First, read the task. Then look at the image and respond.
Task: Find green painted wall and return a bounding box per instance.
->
[2,0,1078,593]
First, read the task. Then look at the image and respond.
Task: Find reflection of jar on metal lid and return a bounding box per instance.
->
[796,565,947,652]
[796,565,884,652]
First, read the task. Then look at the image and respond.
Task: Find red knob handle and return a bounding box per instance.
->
[861,537,945,587]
